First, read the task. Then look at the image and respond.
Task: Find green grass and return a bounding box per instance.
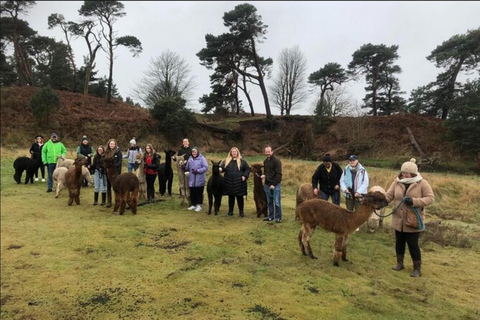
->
[1,152,480,319]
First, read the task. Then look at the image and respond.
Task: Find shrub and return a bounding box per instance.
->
[29,86,61,126]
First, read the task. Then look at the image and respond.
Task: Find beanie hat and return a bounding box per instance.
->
[322,154,332,162]
[130,137,136,145]
[401,158,418,175]
[82,135,88,142]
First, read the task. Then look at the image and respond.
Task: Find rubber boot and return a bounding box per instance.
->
[93,192,99,205]
[100,193,106,206]
[392,254,405,271]
[239,211,244,218]
[106,190,112,208]
[411,260,422,277]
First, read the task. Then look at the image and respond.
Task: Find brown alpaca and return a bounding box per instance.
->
[134,153,147,201]
[297,190,388,266]
[295,183,315,220]
[54,166,93,198]
[104,156,140,215]
[64,157,86,206]
[250,164,267,218]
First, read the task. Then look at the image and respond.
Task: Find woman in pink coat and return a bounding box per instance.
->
[385,158,434,278]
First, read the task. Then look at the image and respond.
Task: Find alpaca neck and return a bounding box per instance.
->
[106,166,117,185]
[346,204,375,231]
[74,164,83,177]
[253,175,263,187]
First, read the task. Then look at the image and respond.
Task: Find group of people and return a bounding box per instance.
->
[31,133,434,277]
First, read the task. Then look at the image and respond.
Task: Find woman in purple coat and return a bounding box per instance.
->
[184,147,209,212]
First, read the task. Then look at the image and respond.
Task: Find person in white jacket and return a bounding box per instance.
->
[340,155,369,212]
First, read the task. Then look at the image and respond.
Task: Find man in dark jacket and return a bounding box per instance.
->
[177,138,192,161]
[261,145,282,223]
[312,154,342,205]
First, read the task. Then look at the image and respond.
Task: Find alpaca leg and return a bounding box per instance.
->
[75,188,80,205]
[55,182,62,198]
[131,191,138,214]
[208,193,213,215]
[113,192,120,212]
[333,234,344,266]
[68,189,74,206]
[298,230,307,256]
[215,194,222,216]
[342,235,349,262]
[167,177,173,196]
[301,225,317,259]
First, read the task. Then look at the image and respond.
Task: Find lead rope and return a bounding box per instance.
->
[373,199,405,218]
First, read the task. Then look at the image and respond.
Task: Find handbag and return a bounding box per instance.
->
[405,207,425,230]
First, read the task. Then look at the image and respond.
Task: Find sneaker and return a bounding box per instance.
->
[195,205,202,212]
[188,205,196,211]
[42,178,45,182]
[46,189,52,193]
[263,217,273,221]
[35,178,39,182]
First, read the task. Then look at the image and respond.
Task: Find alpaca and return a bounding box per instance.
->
[54,166,93,198]
[207,160,223,215]
[158,149,176,196]
[13,156,39,184]
[173,154,190,206]
[295,183,315,220]
[366,186,387,232]
[104,156,140,215]
[297,190,388,266]
[134,152,147,201]
[64,157,86,206]
[250,164,267,218]
[55,156,75,169]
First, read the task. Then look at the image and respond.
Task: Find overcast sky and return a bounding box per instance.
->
[21,1,480,115]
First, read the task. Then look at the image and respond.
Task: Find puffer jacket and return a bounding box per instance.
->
[185,153,209,187]
[123,146,142,164]
[221,158,249,196]
[385,177,434,233]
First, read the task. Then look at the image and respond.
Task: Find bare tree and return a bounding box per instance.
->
[270,46,308,115]
[133,49,196,108]
[312,85,354,117]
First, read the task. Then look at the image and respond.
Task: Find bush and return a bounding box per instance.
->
[30,86,61,126]
[150,96,197,144]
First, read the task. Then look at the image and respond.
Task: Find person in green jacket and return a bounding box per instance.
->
[42,132,67,193]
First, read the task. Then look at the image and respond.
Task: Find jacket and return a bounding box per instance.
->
[178,146,192,161]
[185,153,209,188]
[144,153,160,175]
[30,143,43,163]
[105,148,123,174]
[221,158,250,196]
[123,146,142,164]
[41,139,67,165]
[263,155,282,186]
[385,177,434,233]
[340,163,369,196]
[312,162,342,194]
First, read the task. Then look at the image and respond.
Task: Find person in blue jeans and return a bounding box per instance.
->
[261,145,283,223]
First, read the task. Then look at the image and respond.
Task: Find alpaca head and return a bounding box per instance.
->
[250,163,263,176]
[164,149,177,159]
[74,157,85,166]
[103,156,116,169]
[135,153,144,165]
[174,154,186,166]
[362,191,388,210]
[210,160,221,176]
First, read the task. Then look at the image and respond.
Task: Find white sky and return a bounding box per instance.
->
[19,1,480,115]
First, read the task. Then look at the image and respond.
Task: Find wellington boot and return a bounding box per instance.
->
[93,192,99,205]
[100,193,106,206]
[392,254,405,271]
[411,260,422,277]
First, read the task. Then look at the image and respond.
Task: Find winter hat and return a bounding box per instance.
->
[82,135,89,142]
[130,137,136,145]
[401,158,418,175]
[322,154,332,162]
[348,154,357,160]
[35,135,43,139]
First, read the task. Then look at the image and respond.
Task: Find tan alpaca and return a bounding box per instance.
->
[134,153,147,201]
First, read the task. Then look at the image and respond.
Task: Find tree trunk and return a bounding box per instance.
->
[406,127,427,158]
[106,24,114,103]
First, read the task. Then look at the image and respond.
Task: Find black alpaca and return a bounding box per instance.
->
[158,149,176,196]
[13,156,39,184]
[207,160,224,215]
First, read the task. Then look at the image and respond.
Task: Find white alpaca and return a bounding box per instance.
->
[53,166,93,198]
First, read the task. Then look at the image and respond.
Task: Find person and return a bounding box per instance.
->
[104,139,122,208]
[123,137,142,173]
[143,144,161,202]
[219,147,250,218]
[385,158,434,278]
[41,133,67,193]
[184,147,209,213]
[76,135,94,186]
[261,145,283,223]
[177,138,192,161]
[91,145,107,206]
[340,155,369,212]
[29,134,45,182]
[312,154,342,205]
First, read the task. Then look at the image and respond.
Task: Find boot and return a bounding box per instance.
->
[100,193,106,206]
[93,192,99,205]
[106,190,112,208]
[239,211,244,218]
[411,260,422,277]
[392,254,404,271]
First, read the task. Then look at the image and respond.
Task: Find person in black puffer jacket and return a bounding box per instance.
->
[104,138,122,208]
[29,135,45,182]
[219,147,250,218]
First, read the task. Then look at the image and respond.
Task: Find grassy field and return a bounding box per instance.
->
[1,148,480,319]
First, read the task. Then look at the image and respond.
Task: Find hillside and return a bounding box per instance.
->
[0,86,463,167]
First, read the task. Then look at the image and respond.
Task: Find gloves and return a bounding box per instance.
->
[192,169,198,174]
[404,197,413,206]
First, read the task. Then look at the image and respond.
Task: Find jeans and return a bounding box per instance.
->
[127,162,138,173]
[264,183,282,220]
[47,163,56,190]
[94,170,107,193]
[319,190,340,205]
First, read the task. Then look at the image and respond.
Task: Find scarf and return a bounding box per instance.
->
[397,174,423,184]
[345,165,358,190]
